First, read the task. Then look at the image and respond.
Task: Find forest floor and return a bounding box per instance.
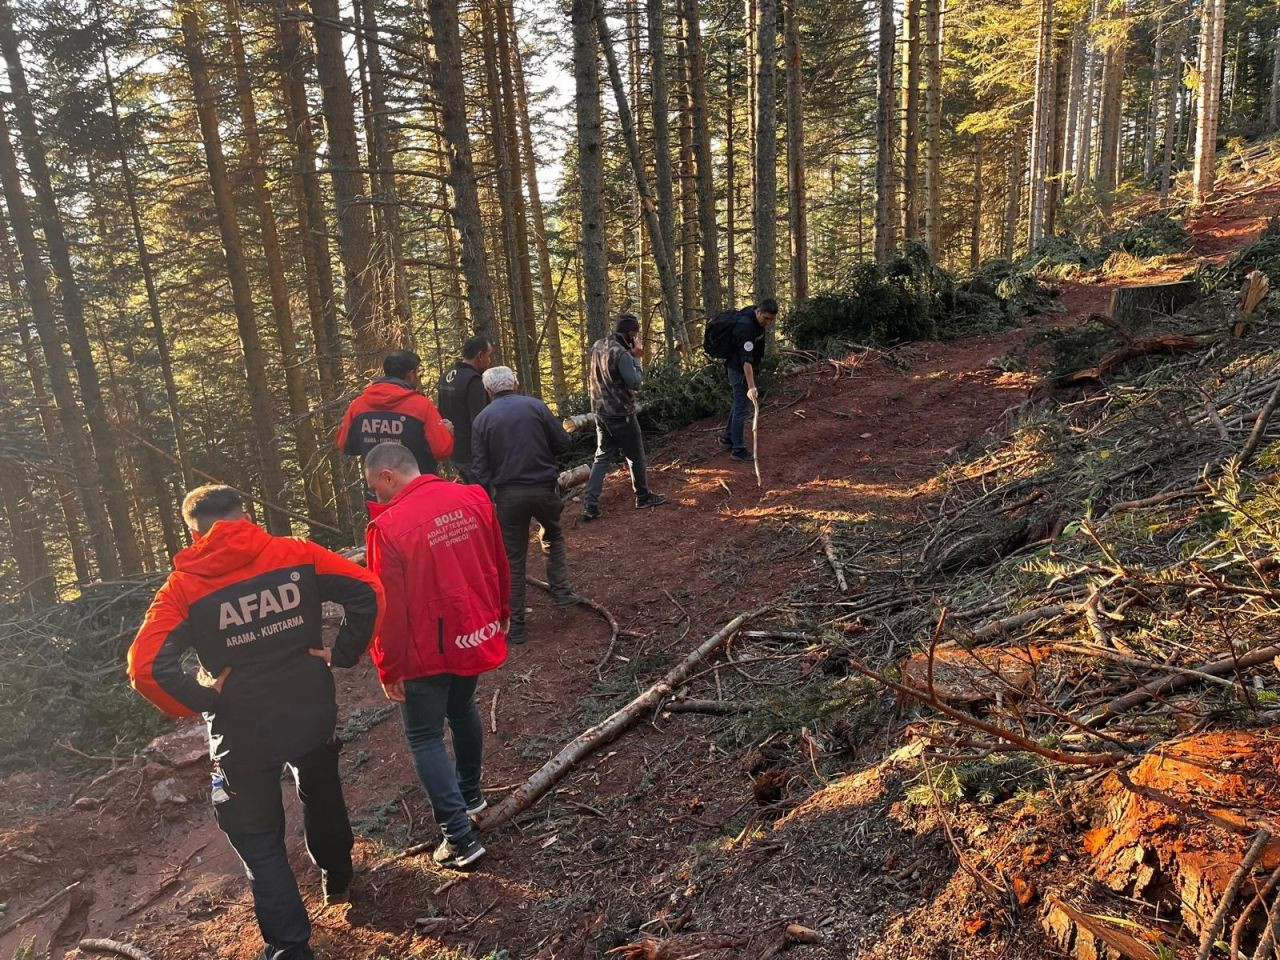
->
[3,153,1280,960]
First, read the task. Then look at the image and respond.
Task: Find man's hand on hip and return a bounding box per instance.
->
[308,647,332,666]
[381,679,406,703]
[211,666,231,693]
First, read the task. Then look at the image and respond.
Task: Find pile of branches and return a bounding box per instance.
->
[0,574,168,777]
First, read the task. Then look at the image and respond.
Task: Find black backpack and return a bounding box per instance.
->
[703,309,740,359]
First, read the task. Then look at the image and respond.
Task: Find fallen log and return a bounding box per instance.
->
[1051,333,1202,388]
[558,463,591,490]
[1084,641,1280,727]
[475,608,769,830]
[662,698,751,715]
[563,404,647,433]
[78,940,153,960]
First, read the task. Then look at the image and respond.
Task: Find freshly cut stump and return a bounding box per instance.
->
[1107,281,1198,329]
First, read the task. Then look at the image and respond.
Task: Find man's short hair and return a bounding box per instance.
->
[364,441,420,476]
[759,298,779,315]
[482,366,517,394]
[383,349,421,380]
[181,484,244,528]
[462,334,493,360]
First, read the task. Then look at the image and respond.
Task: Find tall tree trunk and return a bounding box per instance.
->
[598,8,688,352]
[226,0,336,533]
[99,20,191,488]
[0,457,52,607]
[1063,23,1085,185]
[1045,35,1070,238]
[1193,0,1226,204]
[358,0,412,342]
[182,9,291,535]
[1028,0,1055,248]
[309,0,382,366]
[783,0,808,301]
[1002,131,1025,258]
[900,0,921,241]
[573,0,610,345]
[676,11,698,332]
[684,0,723,319]
[479,0,537,392]
[628,1,653,346]
[1160,12,1188,203]
[753,0,778,303]
[510,0,568,405]
[922,0,943,257]
[1144,12,1165,180]
[1095,0,1128,210]
[0,0,139,577]
[1270,23,1280,131]
[426,0,497,339]
[970,137,982,270]
[1075,0,1101,187]
[874,0,896,262]
[725,50,738,305]
[648,0,679,350]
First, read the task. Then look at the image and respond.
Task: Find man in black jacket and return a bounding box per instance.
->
[471,366,578,644]
[437,334,494,484]
[582,314,666,520]
[721,299,778,463]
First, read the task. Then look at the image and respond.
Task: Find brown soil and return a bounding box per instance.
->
[4,162,1280,960]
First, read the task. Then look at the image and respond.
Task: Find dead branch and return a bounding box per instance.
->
[0,880,82,937]
[490,688,500,735]
[557,463,591,491]
[821,531,849,592]
[1058,643,1242,692]
[1238,377,1280,468]
[971,604,1069,640]
[477,609,769,830]
[1197,828,1272,960]
[848,656,1122,767]
[526,576,620,676]
[1084,641,1280,727]
[1231,863,1280,960]
[663,698,751,715]
[78,940,153,960]
[122,842,209,917]
[1051,334,1203,388]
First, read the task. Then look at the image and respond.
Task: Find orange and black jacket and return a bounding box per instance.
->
[337,377,455,475]
[128,518,385,774]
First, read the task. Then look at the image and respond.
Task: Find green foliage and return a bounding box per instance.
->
[1030,321,1122,375]
[1021,234,1106,278]
[1103,211,1190,259]
[782,244,1044,351]
[905,754,1052,809]
[1198,217,1280,292]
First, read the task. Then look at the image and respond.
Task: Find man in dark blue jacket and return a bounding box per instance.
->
[471,366,578,644]
[721,299,778,463]
[437,334,494,484]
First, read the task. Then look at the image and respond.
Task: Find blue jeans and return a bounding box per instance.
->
[722,366,750,452]
[401,674,483,842]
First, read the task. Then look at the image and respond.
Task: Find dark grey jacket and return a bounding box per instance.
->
[589,335,643,418]
[471,391,573,488]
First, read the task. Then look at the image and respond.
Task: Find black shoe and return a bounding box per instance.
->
[730,449,755,463]
[553,591,583,609]
[717,436,733,449]
[321,868,353,905]
[508,627,526,645]
[635,493,668,508]
[432,833,487,870]
[581,504,601,521]
[464,794,488,817]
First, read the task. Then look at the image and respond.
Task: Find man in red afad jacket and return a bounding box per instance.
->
[128,486,384,960]
[337,349,455,480]
[364,441,510,869]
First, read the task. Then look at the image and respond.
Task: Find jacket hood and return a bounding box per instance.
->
[360,378,421,409]
[368,474,444,523]
[173,517,275,578]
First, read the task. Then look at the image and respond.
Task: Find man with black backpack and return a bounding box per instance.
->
[704,298,778,463]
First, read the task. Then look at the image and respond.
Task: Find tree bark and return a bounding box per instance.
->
[922,0,943,257]
[1144,11,1165,180]
[309,0,383,366]
[1075,0,1100,187]
[597,7,688,352]
[1193,0,1226,205]
[1160,12,1188,204]
[647,0,679,350]
[753,0,778,303]
[1028,0,1055,248]
[574,0,610,346]
[725,49,738,305]
[684,0,723,319]
[1271,23,1280,131]
[1002,130,1025,258]
[874,0,897,262]
[1095,0,1128,210]
[970,137,982,270]
[426,0,497,340]
[900,0,921,241]
[783,0,808,301]
[0,0,140,577]
[226,0,336,533]
[182,9,291,536]
[1045,34,1071,238]
[676,9,698,333]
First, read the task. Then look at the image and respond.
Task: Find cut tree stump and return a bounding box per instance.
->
[1107,281,1198,329]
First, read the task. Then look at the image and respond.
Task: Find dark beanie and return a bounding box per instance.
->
[615,313,640,334]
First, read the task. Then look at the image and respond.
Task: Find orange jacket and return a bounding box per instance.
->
[128,518,384,772]
[337,377,454,474]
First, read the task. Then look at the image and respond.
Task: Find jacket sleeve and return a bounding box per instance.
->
[619,351,643,391]
[308,542,385,668]
[543,403,574,455]
[414,395,455,460]
[467,376,488,423]
[337,398,361,455]
[471,414,492,488]
[365,525,410,683]
[128,579,219,718]
[488,500,511,620]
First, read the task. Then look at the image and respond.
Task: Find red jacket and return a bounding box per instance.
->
[337,377,455,474]
[366,474,510,683]
[128,519,384,773]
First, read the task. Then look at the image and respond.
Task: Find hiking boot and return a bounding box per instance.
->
[432,833,487,870]
[635,493,668,509]
[730,449,755,463]
[553,591,583,609]
[717,436,733,449]
[464,793,488,818]
[321,868,353,906]
[581,504,602,521]
[507,625,526,645]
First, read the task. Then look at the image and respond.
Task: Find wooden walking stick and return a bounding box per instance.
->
[751,392,761,487]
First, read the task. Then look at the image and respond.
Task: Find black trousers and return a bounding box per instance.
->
[496,484,573,635]
[214,740,353,960]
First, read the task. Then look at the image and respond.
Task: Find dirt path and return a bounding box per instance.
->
[3,171,1278,960]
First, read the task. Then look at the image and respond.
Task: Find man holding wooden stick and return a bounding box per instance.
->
[704,298,778,464]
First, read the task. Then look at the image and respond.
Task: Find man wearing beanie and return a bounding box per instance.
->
[582,314,667,521]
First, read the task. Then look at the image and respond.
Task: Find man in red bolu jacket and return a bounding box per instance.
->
[363,441,510,869]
